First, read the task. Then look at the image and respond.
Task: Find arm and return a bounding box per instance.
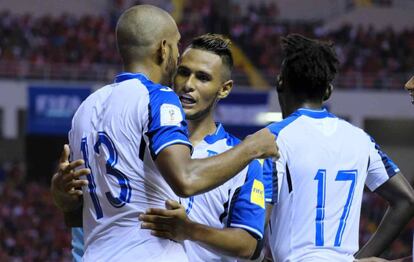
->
[63,206,83,227]
[355,172,414,258]
[355,258,389,262]
[51,144,89,212]
[186,222,258,259]
[139,200,258,259]
[155,128,278,197]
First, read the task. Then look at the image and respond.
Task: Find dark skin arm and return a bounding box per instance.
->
[355,173,414,258]
[51,145,90,212]
[140,200,258,259]
[155,128,279,197]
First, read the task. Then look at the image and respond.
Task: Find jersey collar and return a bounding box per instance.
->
[204,123,227,144]
[114,72,150,83]
[295,107,336,119]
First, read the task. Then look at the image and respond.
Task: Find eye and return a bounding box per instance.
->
[177,67,190,77]
[196,72,212,82]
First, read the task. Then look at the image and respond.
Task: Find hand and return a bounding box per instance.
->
[245,128,279,159]
[355,258,389,262]
[139,199,192,242]
[404,76,414,90]
[51,144,89,211]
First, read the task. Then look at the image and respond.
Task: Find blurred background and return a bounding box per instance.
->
[0,0,413,260]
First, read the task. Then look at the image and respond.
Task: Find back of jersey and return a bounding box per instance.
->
[267,108,398,262]
[69,73,191,261]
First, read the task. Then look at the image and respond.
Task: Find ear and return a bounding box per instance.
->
[323,83,333,101]
[217,80,233,99]
[157,39,168,65]
[276,75,284,93]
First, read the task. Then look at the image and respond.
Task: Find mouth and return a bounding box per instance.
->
[179,94,196,107]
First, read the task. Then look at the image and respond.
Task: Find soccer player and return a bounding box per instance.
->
[51,5,277,262]
[265,34,414,261]
[138,34,268,261]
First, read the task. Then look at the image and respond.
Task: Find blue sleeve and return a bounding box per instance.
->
[227,159,265,239]
[146,89,192,159]
[263,158,274,204]
[71,227,84,262]
[369,136,400,177]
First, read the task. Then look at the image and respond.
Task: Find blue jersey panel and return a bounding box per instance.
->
[140,76,192,159]
[228,159,265,239]
[263,158,274,203]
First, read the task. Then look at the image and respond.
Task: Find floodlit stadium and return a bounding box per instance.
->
[0,0,413,261]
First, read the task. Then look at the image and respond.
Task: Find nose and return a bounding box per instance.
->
[183,74,196,93]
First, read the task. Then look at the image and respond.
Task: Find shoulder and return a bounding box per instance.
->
[266,111,302,136]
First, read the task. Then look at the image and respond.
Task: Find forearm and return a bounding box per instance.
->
[187,222,257,259]
[391,257,412,262]
[64,205,83,227]
[356,203,414,258]
[184,139,262,195]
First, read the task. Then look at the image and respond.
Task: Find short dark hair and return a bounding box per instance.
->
[281,34,339,100]
[189,34,234,80]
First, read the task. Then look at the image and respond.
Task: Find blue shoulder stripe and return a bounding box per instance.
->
[266,111,301,136]
[370,136,400,177]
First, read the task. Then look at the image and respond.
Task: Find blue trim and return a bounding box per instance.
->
[114,72,150,83]
[267,112,301,136]
[204,123,227,144]
[297,108,337,119]
[267,108,337,136]
[369,136,400,177]
[185,196,194,215]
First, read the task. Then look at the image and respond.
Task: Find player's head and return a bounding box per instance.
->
[404,76,414,104]
[116,5,180,86]
[277,34,339,110]
[174,34,234,121]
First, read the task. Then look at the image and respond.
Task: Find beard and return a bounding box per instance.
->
[160,47,177,87]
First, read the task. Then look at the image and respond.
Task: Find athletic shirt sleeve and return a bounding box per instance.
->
[263,158,274,203]
[146,88,192,159]
[365,135,400,191]
[227,159,266,239]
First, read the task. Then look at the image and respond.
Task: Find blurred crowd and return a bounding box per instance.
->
[0,161,412,260]
[1,0,413,88]
[0,163,71,261]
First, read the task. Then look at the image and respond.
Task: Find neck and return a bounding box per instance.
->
[124,62,162,84]
[188,112,217,146]
[283,95,323,117]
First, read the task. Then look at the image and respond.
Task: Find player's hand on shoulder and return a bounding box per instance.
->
[139,199,191,242]
[51,144,89,210]
[355,257,389,262]
[245,128,279,159]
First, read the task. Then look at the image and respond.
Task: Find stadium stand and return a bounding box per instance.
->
[0,1,413,88]
[0,162,72,261]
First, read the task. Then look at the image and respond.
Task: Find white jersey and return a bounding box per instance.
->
[68,72,192,262]
[266,108,400,262]
[181,123,266,262]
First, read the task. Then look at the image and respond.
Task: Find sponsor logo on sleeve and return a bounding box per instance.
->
[251,179,265,208]
[160,104,183,126]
